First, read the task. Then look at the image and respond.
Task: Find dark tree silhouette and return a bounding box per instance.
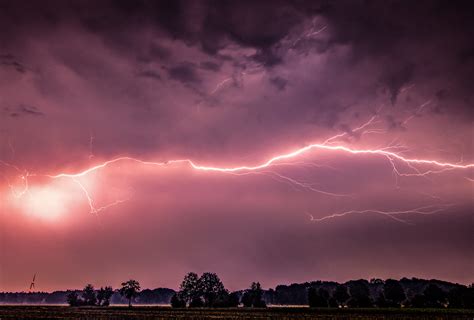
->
[66,291,80,306]
[227,292,240,307]
[375,293,388,308]
[448,285,474,309]
[308,287,329,308]
[198,272,226,307]
[409,294,427,308]
[170,293,186,308]
[242,282,266,308]
[82,284,97,306]
[97,286,113,306]
[347,280,373,308]
[213,291,232,308]
[179,272,201,307]
[383,279,406,307]
[189,296,204,307]
[423,284,446,308]
[119,279,141,307]
[333,284,350,307]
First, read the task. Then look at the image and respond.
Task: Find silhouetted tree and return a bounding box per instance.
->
[375,293,388,308]
[448,285,474,309]
[119,279,141,307]
[333,284,349,307]
[227,292,240,307]
[170,293,186,308]
[179,272,201,307]
[347,280,373,307]
[370,278,384,285]
[241,290,252,307]
[409,294,427,308]
[423,284,446,308]
[198,272,226,307]
[189,296,204,307]
[308,287,329,307]
[265,288,275,305]
[66,291,80,306]
[383,279,406,307]
[328,296,338,308]
[242,282,266,308]
[82,284,97,306]
[213,291,231,308]
[97,286,113,306]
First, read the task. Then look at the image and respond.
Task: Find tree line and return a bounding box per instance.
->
[170,272,266,308]
[66,280,141,307]
[63,275,473,309]
[283,278,474,309]
[3,275,471,308]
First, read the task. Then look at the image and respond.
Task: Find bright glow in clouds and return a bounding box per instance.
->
[1,109,473,223]
[24,187,67,220]
[8,178,84,221]
[3,111,473,222]
[1,1,474,291]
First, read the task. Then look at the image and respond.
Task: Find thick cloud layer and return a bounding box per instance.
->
[0,0,473,291]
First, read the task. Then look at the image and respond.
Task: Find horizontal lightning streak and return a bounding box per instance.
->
[307,204,454,225]
[46,143,474,179]
[2,111,472,221]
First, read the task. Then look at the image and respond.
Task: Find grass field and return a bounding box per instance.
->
[0,306,473,320]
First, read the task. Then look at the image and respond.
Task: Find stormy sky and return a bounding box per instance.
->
[0,0,473,292]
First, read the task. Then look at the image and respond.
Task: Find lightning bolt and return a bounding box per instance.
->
[72,178,130,216]
[307,204,455,225]
[2,111,472,221]
[39,142,472,181]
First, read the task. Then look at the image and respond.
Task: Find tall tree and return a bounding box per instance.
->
[82,284,97,306]
[242,282,266,308]
[198,272,226,307]
[119,279,141,307]
[97,286,114,306]
[179,272,201,306]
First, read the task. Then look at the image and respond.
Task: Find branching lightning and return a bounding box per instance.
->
[1,109,472,223]
[307,204,455,225]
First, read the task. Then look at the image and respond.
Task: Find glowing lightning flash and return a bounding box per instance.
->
[1,111,472,222]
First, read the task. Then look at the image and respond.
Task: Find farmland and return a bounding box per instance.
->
[0,306,473,320]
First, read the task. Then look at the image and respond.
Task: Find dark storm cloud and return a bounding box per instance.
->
[167,62,200,84]
[137,70,161,81]
[199,61,221,72]
[382,62,415,105]
[1,0,474,292]
[19,105,44,116]
[321,0,474,113]
[269,76,288,91]
[1,1,472,109]
[2,105,44,118]
[0,54,26,73]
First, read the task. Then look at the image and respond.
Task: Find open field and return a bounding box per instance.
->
[0,306,473,320]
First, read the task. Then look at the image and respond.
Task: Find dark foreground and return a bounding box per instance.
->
[1,306,473,320]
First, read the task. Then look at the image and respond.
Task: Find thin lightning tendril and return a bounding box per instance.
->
[307,204,455,225]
